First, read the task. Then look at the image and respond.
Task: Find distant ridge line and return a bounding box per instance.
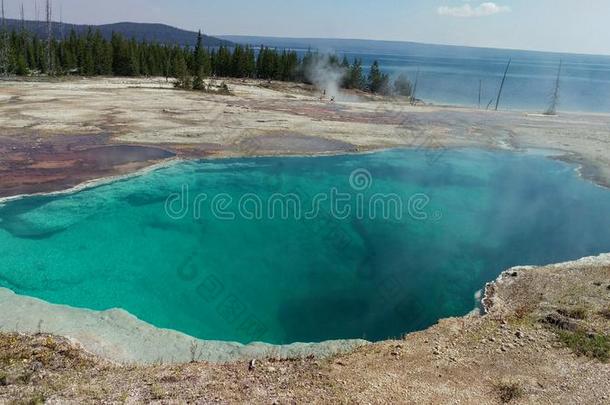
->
[2,19,233,47]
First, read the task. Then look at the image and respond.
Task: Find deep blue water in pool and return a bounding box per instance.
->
[1,149,610,344]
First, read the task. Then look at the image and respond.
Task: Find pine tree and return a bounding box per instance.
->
[192,33,206,91]
[345,58,364,90]
[341,56,349,69]
[368,60,389,94]
[192,30,209,77]
[255,45,265,78]
[111,33,129,75]
[15,52,27,75]
[244,46,255,78]
[128,39,140,76]
[173,51,191,89]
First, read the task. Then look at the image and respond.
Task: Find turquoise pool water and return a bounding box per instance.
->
[1,149,610,344]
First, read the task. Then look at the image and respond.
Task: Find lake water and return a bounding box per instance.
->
[1,149,610,344]
[355,52,610,113]
[224,36,610,113]
[346,50,610,113]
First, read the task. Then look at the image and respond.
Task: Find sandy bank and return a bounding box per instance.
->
[2,77,610,197]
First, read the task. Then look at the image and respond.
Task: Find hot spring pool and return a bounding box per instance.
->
[1,148,610,344]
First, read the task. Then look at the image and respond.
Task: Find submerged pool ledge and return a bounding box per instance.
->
[0,158,183,205]
[4,253,609,365]
[0,287,368,364]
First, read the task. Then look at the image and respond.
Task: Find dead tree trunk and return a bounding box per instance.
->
[46,0,53,75]
[34,0,39,31]
[20,3,26,31]
[494,58,511,111]
[544,60,563,115]
[0,0,8,76]
[410,68,420,106]
[59,3,63,40]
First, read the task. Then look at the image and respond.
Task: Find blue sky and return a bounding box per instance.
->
[4,0,610,55]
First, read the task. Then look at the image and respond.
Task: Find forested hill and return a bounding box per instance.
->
[2,19,233,47]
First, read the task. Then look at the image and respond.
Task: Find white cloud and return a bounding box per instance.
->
[438,2,511,18]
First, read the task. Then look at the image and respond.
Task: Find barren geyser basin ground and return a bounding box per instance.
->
[1,77,610,403]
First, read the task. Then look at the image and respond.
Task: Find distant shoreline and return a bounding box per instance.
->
[217,34,610,58]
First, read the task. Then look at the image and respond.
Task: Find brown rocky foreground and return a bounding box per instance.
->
[1,255,609,404]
